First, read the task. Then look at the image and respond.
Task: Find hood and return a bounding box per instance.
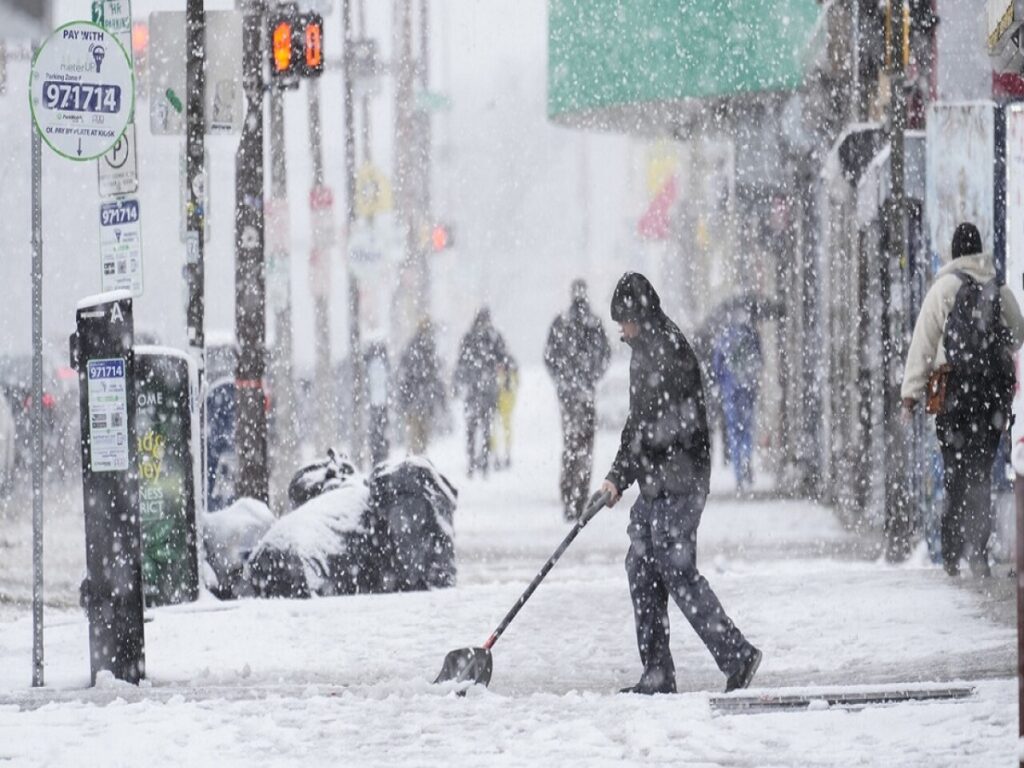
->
[611,272,662,323]
[935,252,997,284]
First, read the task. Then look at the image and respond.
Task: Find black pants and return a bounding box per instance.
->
[465,400,495,474]
[625,492,753,684]
[558,397,596,519]
[935,413,1002,575]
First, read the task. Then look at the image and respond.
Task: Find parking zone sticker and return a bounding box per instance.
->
[87,358,129,472]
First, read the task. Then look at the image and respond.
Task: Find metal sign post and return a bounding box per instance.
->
[30,43,44,689]
[30,20,137,687]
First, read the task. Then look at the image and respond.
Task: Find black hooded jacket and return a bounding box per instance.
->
[543,296,611,403]
[606,273,711,498]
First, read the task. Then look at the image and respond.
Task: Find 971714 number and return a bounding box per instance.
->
[41,81,121,114]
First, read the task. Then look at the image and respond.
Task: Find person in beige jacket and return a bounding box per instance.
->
[901,222,1024,576]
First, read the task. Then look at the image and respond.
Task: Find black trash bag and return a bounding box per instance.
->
[247,479,391,598]
[287,448,358,511]
[202,498,276,600]
[369,457,458,591]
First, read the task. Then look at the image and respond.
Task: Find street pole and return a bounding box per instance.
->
[307,79,334,453]
[883,0,912,561]
[393,0,431,349]
[235,0,269,502]
[185,0,207,381]
[1017,472,1024,767]
[342,0,366,468]
[268,80,296,498]
[30,41,43,688]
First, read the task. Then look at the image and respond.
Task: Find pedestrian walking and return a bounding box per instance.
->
[544,279,611,520]
[454,307,509,477]
[598,272,761,695]
[710,319,762,492]
[901,222,1024,577]
[397,319,447,454]
[492,355,519,470]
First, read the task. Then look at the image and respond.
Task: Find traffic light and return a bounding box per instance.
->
[268,5,298,88]
[430,223,455,252]
[301,13,324,77]
[268,6,323,87]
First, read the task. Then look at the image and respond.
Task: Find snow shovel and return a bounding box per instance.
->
[434,489,613,688]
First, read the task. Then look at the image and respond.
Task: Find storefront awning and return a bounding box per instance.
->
[548,0,823,132]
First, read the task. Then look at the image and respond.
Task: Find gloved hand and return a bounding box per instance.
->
[599,479,621,506]
[579,489,612,524]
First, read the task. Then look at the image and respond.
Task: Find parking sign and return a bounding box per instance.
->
[29,21,135,161]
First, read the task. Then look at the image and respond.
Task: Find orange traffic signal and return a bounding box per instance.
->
[305,19,323,71]
[268,8,323,85]
[272,20,292,73]
[431,224,455,252]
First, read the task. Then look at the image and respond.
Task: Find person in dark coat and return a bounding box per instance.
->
[454,307,509,477]
[544,279,611,520]
[397,319,447,454]
[599,272,761,695]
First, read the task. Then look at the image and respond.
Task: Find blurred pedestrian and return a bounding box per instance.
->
[710,319,762,492]
[365,341,391,466]
[901,222,1024,576]
[544,279,611,520]
[691,323,729,468]
[397,319,447,455]
[492,355,519,470]
[454,308,509,477]
[598,272,761,695]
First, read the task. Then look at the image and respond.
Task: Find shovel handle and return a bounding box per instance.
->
[483,490,612,650]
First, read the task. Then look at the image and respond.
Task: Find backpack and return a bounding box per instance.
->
[942,271,1015,416]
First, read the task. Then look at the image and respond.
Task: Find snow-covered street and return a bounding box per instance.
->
[0,369,1016,767]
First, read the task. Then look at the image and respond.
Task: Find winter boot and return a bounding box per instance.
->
[618,667,676,695]
[723,647,762,693]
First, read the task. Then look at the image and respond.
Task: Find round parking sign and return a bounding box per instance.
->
[29,21,135,162]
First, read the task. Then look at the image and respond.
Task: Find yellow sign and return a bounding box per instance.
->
[355,164,393,219]
[988,0,1015,51]
[645,140,680,199]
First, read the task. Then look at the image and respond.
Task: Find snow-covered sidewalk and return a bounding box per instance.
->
[0,368,1016,766]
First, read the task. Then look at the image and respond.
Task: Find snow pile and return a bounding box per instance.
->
[243,455,459,598]
[246,481,379,598]
[202,498,276,599]
[370,456,458,590]
[286,448,357,510]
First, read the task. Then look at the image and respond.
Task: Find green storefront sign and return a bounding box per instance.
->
[135,348,199,606]
[547,0,822,130]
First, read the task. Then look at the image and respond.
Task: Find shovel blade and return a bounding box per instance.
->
[434,647,493,688]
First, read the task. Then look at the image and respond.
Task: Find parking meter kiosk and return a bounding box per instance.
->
[71,291,145,684]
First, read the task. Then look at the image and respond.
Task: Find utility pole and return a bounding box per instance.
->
[235,0,269,502]
[185,0,206,358]
[267,70,296,499]
[342,0,366,467]
[883,0,912,561]
[392,0,431,349]
[308,77,334,453]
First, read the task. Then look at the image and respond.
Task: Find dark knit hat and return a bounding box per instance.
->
[951,222,982,259]
[571,278,587,301]
[610,272,661,323]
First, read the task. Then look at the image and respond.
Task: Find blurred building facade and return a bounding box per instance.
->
[548,0,1022,558]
